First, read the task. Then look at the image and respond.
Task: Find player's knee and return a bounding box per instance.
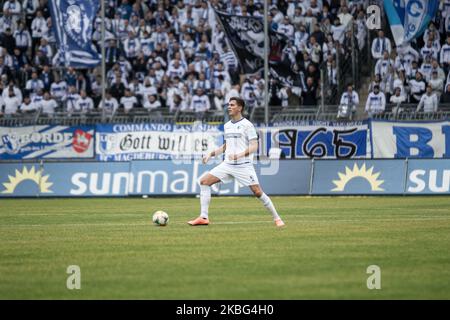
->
[253,189,263,198]
[198,176,210,186]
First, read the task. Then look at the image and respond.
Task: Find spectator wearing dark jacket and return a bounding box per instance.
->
[1,28,16,55]
[302,77,318,106]
[441,84,450,103]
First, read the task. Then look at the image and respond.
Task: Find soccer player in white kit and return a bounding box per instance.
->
[188,97,285,227]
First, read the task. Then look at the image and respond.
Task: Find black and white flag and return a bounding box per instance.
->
[49,0,101,68]
[215,10,294,86]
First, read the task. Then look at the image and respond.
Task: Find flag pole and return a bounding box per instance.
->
[263,0,269,125]
[101,0,106,122]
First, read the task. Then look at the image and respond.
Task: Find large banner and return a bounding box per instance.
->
[1,159,448,197]
[95,123,223,161]
[258,121,370,159]
[372,121,450,158]
[215,10,293,85]
[0,125,94,159]
[384,0,439,47]
[49,0,101,68]
[311,160,406,195]
[0,160,311,197]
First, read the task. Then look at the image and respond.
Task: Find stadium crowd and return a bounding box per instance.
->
[360,4,450,118]
[0,0,447,120]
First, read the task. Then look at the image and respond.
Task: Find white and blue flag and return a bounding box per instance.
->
[384,0,439,47]
[49,0,101,68]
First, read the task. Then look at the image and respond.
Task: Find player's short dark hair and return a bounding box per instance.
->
[229,96,245,112]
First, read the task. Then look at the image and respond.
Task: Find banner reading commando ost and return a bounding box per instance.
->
[95,123,224,161]
[257,121,370,159]
[0,125,94,159]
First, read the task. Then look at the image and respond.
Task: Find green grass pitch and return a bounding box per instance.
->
[0,196,449,299]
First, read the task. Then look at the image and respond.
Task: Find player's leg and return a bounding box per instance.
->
[198,173,221,218]
[188,163,230,226]
[249,184,285,227]
[230,165,285,227]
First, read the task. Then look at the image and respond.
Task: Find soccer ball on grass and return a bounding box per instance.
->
[152,210,169,226]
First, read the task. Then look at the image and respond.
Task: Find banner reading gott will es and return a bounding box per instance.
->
[95,123,223,161]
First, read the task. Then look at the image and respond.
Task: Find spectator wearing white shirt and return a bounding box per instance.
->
[430,59,446,84]
[37,37,53,61]
[269,6,284,25]
[14,21,31,54]
[120,88,138,114]
[40,91,58,116]
[64,86,81,113]
[429,70,444,99]
[190,88,210,120]
[143,94,162,111]
[193,72,211,94]
[168,93,187,113]
[25,70,44,97]
[141,77,158,105]
[1,86,21,116]
[31,10,47,57]
[19,95,38,113]
[3,1,21,25]
[74,90,94,114]
[338,5,353,28]
[417,86,438,113]
[390,87,407,115]
[409,72,427,103]
[123,31,141,63]
[331,18,346,44]
[371,30,391,60]
[420,39,439,61]
[374,51,394,79]
[166,59,185,80]
[278,16,294,39]
[397,44,420,74]
[3,81,22,104]
[440,35,450,74]
[339,84,359,116]
[23,0,39,29]
[50,78,68,102]
[98,91,119,117]
[365,85,386,117]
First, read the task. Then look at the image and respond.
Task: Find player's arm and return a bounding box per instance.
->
[203,143,226,164]
[229,139,258,160]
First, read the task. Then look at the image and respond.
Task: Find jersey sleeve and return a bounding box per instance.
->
[246,123,258,141]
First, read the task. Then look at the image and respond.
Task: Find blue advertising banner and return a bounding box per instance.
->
[311,160,406,195]
[258,121,370,159]
[129,160,311,196]
[0,125,95,159]
[0,160,311,197]
[406,159,450,194]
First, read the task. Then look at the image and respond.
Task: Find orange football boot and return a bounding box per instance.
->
[187,217,210,226]
[275,218,285,227]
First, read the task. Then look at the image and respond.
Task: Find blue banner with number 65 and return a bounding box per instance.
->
[256,121,370,159]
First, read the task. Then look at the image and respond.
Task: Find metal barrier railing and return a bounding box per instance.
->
[1,103,450,126]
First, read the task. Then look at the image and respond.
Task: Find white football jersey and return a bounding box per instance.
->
[224,118,258,165]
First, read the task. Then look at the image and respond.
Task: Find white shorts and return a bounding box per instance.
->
[208,162,259,187]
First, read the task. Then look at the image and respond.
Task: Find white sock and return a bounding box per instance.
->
[200,185,211,219]
[258,193,281,220]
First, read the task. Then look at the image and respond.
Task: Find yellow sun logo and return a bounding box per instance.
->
[2,166,53,194]
[332,163,384,192]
